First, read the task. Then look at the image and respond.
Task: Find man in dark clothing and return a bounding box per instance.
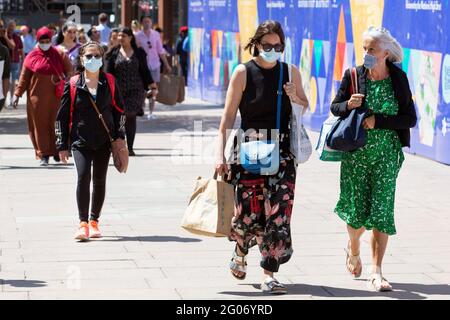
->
[175,26,188,84]
[87,26,108,52]
[0,40,11,112]
[0,21,15,50]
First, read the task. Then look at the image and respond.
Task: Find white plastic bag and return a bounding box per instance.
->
[316,115,343,161]
[288,64,312,163]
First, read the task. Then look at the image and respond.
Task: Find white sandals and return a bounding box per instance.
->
[345,243,362,278]
[230,249,247,280]
[370,273,393,292]
[261,277,287,295]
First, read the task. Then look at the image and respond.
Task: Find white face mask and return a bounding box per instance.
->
[259,48,282,63]
[83,56,103,73]
[38,43,52,51]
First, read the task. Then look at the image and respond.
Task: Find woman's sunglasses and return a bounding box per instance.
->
[147,41,152,49]
[84,54,102,59]
[260,43,284,52]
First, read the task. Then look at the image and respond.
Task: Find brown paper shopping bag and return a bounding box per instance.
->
[177,74,185,103]
[181,174,235,237]
[157,73,181,106]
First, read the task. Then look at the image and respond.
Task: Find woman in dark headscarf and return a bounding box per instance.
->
[12,27,73,166]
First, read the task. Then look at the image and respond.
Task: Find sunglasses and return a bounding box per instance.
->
[147,41,152,49]
[84,54,102,59]
[260,42,284,53]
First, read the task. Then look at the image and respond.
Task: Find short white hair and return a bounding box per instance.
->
[363,26,403,63]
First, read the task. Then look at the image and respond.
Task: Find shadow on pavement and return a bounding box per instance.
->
[133,148,179,151]
[390,282,450,296]
[0,101,225,134]
[0,108,222,135]
[1,279,47,288]
[0,147,34,150]
[136,115,221,134]
[156,104,223,112]
[0,116,28,135]
[219,282,450,300]
[132,153,197,158]
[99,235,202,243]
[0,164,74,170]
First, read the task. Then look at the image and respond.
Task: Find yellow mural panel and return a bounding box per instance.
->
[238,0,258,63]
[309,77,318,114]
[350,0,384,65]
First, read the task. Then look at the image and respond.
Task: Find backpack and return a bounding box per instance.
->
[68,72,123,130]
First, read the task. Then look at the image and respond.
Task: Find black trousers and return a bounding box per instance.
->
[73,143,111,222]
[125,114,137,151]
[181,62,188,85]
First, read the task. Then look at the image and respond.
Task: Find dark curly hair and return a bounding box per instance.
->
[244,20,285,57]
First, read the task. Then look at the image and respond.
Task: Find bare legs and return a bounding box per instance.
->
[347,225,365,256]
[371,229,389,273]
[346,225,392,290]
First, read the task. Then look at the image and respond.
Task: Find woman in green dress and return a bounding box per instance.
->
[330,27,417,292]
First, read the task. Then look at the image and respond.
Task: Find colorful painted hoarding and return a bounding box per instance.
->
[187,0,450,165]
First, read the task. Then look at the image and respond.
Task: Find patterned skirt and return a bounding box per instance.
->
[229,149,297,273]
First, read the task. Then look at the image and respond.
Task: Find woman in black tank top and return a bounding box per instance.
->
[215,20,308,294]
[239,59,291,138]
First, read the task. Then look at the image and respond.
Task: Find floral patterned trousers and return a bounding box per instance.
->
[229,153,297,272]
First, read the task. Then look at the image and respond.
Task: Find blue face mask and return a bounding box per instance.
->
[260,49,282,63]
[83,57,103,73]
[363,54,377,69]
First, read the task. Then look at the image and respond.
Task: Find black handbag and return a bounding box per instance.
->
[326,67,368,152]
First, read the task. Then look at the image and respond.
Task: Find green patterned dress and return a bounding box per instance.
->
[334,77,404,235]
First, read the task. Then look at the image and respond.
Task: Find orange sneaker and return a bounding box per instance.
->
[89,220,102,238]
[74,222,89,241]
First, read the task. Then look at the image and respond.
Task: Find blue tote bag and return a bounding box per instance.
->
[326,67,368,152]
